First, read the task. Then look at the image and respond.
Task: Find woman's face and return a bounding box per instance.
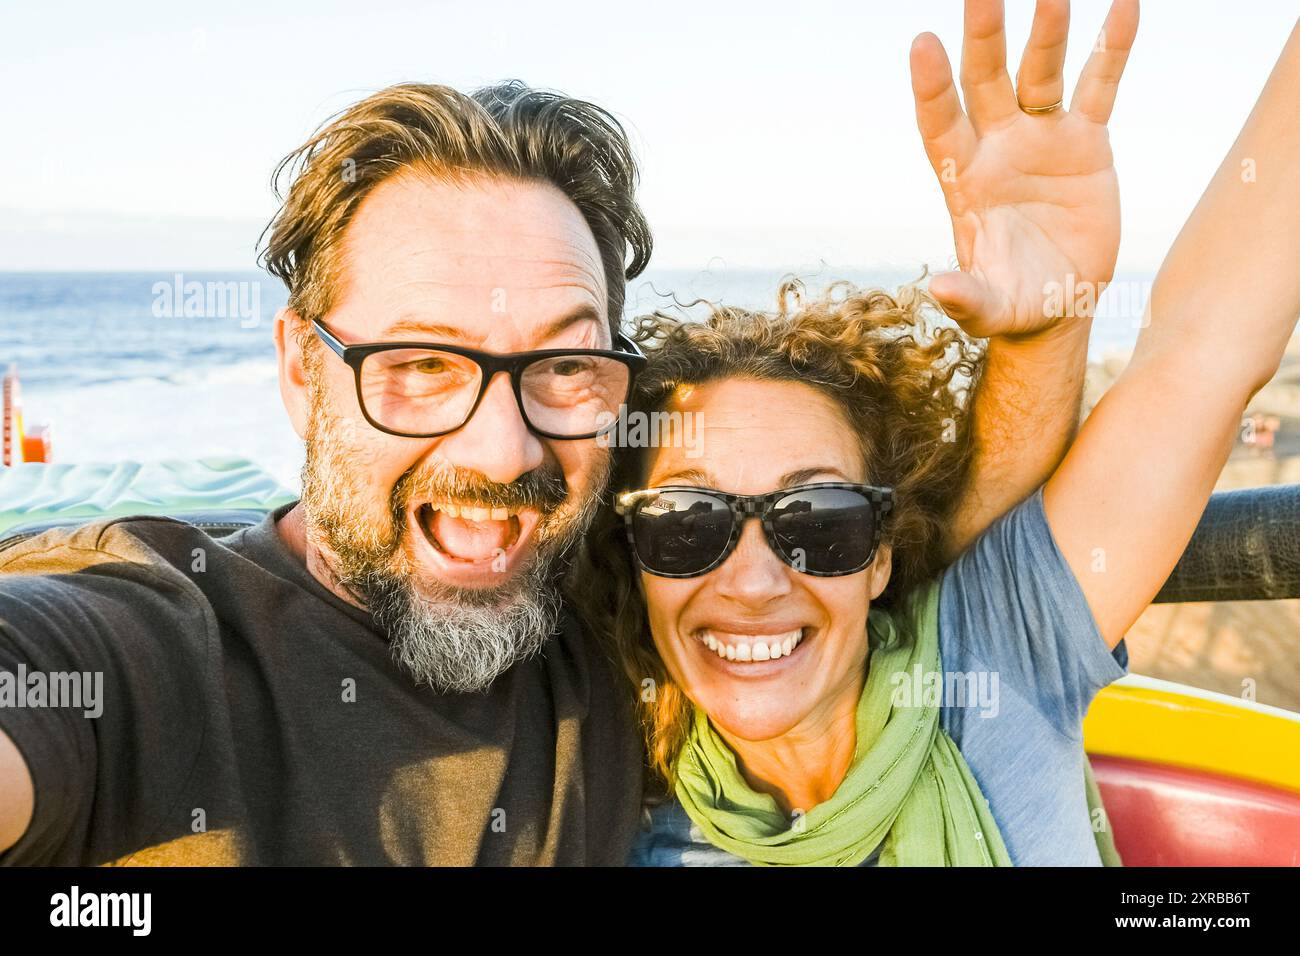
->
[638,378,892,743]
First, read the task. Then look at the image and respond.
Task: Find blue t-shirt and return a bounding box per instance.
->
[629,486,1129,866]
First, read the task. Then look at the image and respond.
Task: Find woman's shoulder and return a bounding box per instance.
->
[628,799,749,867]
[628,798,883,867]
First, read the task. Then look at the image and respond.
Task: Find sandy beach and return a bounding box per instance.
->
[1085,337,1300,712]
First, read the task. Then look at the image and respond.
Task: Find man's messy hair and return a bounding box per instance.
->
[260,80,651,330]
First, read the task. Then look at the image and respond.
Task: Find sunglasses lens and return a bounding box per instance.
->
[630,490,734,576]
[771,488,876,574]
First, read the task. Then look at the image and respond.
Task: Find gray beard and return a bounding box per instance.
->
[298,386,606,693]
[349,546,563,694]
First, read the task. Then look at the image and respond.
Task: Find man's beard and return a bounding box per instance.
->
[297,368,608,694]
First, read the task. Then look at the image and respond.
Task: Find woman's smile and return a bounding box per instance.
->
[695,625,806,663]
[689,618,815,683]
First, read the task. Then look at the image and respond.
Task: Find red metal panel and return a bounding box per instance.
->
[1092,755,1300,866]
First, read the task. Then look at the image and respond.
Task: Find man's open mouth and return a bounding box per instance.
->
[409,501,544,585]
[417,502,524,561]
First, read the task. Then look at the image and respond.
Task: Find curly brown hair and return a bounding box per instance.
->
[568,278,985,786]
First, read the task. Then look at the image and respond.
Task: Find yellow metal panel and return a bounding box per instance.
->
[1084,675,1300,794]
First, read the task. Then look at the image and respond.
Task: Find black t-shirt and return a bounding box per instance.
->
[0,506,644,865]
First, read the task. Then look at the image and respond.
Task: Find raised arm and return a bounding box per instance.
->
[1045,19,1300,648]
[909,0,1139,559]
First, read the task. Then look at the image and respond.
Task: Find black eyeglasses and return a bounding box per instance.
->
[311,319,648,439]
[615,483,893,578]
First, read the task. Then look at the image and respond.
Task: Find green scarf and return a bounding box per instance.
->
[673,580,1121,867]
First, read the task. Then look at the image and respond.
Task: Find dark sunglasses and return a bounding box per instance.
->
[615,483,893,578]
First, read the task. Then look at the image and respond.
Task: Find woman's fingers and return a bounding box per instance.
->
[1016,0,1071,111]
[960,0,1020,132]
[1070,0,1140,124]
[911,32,978,182]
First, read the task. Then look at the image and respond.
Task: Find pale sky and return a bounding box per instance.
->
[2,0,1296,272]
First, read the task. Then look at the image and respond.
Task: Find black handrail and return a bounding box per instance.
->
[1154,483,1300,603]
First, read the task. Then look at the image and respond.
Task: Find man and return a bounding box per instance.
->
[0,0,1135,864]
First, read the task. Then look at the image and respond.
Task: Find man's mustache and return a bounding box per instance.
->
[391,463,570,518]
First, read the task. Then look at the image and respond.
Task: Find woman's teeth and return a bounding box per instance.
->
[698,629,804,662]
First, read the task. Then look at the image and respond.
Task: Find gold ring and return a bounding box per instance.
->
[1019,100,1063,114]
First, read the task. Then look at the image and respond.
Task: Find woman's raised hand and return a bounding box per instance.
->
[1043,19,1300,648]
[910,0,1139,339]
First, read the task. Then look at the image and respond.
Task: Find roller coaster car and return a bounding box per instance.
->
[1085,484,1300,866]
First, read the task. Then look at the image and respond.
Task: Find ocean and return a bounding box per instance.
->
[0,269,1149,489]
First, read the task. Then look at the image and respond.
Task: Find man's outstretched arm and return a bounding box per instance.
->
[909,0,1140,559]
[0,727,34,854]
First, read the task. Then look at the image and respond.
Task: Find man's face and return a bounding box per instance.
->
[278,171,614,692]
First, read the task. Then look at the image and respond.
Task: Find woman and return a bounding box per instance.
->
[571,18,1300,865]
[578,282,1117,866]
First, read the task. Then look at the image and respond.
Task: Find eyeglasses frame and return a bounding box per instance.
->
[310,318,648,440]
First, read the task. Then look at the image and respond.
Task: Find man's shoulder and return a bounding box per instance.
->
[0,515,221,585]
[0,517,231,645]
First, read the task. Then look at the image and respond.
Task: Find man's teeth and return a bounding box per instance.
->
[699,629,804,662]
[426,503,520,522]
